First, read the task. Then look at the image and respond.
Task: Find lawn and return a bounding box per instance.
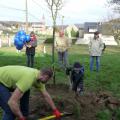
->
[0,44,120,119]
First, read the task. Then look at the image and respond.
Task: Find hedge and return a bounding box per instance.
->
[44,37,53,44]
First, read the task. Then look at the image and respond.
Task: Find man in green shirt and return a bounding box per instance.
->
[0,65,61,120]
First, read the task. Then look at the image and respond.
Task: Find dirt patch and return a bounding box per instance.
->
[28,84,120,120]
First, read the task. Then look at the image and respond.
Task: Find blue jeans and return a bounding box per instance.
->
[90,56,100,71]
[27,54,34,68]
[0,84,30,120]
[58,51,68,68]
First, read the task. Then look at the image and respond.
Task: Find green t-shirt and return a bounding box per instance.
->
[0,65,46,93]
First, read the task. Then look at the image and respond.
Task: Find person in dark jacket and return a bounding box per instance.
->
[26,31,37,68]
[66,62,84,96]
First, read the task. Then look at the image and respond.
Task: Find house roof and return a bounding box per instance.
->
[57,25,68,30]
[84,22,99,25]
[75,24,84,29]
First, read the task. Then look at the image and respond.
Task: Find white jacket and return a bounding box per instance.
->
[89,37,104,56]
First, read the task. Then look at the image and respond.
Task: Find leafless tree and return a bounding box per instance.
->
[45,0,63,25]
[108,0,120,13]
[45,0,64,84]
[106,0,120,44]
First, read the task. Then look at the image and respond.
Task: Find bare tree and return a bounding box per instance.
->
[45,0,64,84]
[108,0,120,13]
[107,0,120,44]
[109,0,120,5]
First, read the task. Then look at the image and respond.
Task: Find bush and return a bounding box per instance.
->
[114,107,120,120]
[72,38,77,44]
[44,37,53,44]
[71,28,79,38]
[73,102,81,120]
[96,109,111,120]
[65,30,69,37]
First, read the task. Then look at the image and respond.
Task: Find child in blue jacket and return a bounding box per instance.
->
[66,62,84,96]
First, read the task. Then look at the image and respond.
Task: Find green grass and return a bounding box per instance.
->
[96,109,112,120]
[0,44,120,119]
[96,108,120,120]
[0,45,120,96]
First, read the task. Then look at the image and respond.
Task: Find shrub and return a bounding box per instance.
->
[96,109,111,120]
[44,37,53,44]
[114,107,120,120]
[72,38,77,44]
[73,102,81,120]
[71,28,79,38]
[65,30,69,37]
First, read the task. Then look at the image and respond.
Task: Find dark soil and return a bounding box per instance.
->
[28,84,120,120]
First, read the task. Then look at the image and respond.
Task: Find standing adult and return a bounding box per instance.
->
[55,30,71,69]
[26,31,37,68]
[88,31,104,72]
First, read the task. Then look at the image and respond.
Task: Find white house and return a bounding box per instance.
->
[65,24,79,38]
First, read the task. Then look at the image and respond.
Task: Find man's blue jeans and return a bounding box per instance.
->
[58,50,68,68]
[0,84,30,120]
[90,56,100,72]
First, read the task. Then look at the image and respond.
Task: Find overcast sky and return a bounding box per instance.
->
[0,0,117,25]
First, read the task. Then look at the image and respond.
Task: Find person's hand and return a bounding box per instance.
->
[53,108,61,118]
[28,44,32,48]
[18,117,26,120]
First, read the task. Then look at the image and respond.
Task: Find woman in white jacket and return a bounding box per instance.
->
[88,31,104,72]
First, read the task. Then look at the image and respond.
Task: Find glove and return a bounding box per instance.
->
[53,109,61,118]
[18,117,26,120]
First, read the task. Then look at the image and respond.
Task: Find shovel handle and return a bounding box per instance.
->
[39,112,73,120]
[39,113,64,120]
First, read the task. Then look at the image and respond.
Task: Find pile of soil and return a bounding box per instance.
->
[28,84,120,120]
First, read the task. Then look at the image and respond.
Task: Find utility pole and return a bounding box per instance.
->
[62,16,64,31]
[25,0,28,33]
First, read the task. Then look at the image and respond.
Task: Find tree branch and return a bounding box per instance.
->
[109,0,120,5]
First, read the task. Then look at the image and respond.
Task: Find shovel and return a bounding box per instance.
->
[38,112,73,120]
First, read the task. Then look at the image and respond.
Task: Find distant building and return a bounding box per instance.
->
[76,22,118,45]
[65,24,79,38]
[75,24,84,38]
[84,22,101,33]
[46,26,53,35]
[31,15,46,34]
